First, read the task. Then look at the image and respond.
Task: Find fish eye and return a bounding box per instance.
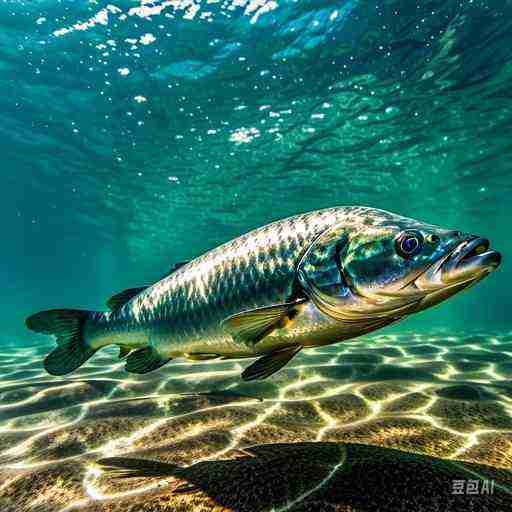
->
[395,230,424,258]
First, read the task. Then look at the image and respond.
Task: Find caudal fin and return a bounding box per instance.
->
[26,309,97,376]
[96,456,183,479]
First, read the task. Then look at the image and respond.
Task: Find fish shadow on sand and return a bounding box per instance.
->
[97,442,512,511]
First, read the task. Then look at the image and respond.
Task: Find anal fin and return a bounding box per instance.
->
[125,347,172,374]
[221,299,305,347]
[242,345,301,381]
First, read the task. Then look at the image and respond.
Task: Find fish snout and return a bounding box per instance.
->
[442,236,501,284]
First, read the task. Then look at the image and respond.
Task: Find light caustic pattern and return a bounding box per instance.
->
[1,331,512,510]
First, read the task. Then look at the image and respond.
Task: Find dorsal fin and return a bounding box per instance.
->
[107,286,149,311]
[107,262,190,312]
[159,261,190,280]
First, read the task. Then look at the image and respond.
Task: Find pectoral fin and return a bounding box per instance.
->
[242,345,302,381]
[221,299,306,347]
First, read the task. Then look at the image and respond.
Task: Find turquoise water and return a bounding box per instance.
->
[1,1,512,511]
[3,0,511,338]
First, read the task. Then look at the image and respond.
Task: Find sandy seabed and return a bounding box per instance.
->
[1,331,512,511]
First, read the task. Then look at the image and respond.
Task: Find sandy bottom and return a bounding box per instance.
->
[1,331,512,511]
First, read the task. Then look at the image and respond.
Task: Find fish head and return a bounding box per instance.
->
[343,224,502,308]
[298,210,501,325]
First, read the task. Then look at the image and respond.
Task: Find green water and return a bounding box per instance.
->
[1,2,512,510]
[2,0,510,341]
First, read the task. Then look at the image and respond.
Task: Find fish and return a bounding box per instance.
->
[95,442,510,508]
[26,207,501,381]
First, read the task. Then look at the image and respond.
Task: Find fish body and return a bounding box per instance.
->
[26,207,501,380]
[87,207,360,358]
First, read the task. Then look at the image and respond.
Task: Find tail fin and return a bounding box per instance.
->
[26,309,97,376]
[96,457,183,479]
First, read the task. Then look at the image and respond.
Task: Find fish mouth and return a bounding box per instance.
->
[441,237,501,284]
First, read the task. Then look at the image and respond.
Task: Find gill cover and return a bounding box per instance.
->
[297,224,421,325]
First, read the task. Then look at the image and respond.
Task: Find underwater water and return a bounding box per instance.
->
[1,0,512,510]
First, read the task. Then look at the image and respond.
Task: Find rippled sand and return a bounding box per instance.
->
[1,332,512,511]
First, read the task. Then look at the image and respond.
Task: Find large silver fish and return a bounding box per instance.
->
[27,207,501,381]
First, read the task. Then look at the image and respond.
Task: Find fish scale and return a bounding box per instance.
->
[86,207,394,357]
